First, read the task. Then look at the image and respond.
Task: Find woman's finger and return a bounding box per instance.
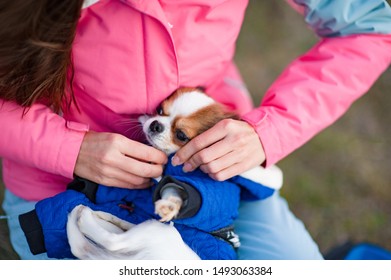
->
[199,150,239,175]
[118,136,168,165]
[172,119,230,166]
[208,161,253,182]
[183,137,235,172]
[114,154,164,179]
[74,131,166,188]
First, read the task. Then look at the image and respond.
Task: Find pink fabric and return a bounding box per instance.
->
[0,101,88,200]
[1,0,390,200]
[243,34,391,166]
[1,0,252,200]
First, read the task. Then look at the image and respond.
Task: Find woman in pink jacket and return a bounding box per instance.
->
[1,0,390,259]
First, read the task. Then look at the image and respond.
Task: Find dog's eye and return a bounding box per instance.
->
[175,130,189,143]
[156,104,164,115]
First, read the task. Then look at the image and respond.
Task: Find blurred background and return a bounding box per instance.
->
[1,1,391,259]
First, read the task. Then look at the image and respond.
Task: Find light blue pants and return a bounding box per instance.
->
[2,189,323,260]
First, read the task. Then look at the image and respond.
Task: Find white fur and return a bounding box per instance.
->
[67,205,200,260]
[139,115,177,154]
[240,165,283,190]
[168,91,215,117]
[139,91,215,154]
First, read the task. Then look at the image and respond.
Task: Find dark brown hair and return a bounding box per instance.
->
[0,0,84,113]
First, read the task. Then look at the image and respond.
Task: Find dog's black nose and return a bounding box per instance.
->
[149,120,164,134]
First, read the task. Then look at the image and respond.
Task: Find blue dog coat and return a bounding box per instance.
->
[19,158,282,260]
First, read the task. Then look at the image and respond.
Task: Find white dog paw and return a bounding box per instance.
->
[155,197,181,222]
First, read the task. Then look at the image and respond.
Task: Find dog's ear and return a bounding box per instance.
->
[222,110,240,121]
[190,104,240,136]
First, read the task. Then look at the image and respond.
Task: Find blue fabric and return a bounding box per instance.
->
[345,243,391,260]
[3,188,323,260]
[235,195,323,260]
[24,159,277,260]
[34,190,92,259]
[155,161,275,231]
[294,0,391,37]
[34,190,134,259]
[94,160,275,233]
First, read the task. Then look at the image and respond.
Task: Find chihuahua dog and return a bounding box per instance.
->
[140,87,282,222]
[139,87,238,155]
[139,87,239,222]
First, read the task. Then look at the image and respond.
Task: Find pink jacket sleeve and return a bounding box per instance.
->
[242,34,391,167]
[0,100,88,178]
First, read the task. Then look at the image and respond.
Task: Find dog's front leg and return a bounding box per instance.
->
[155,187,183,222]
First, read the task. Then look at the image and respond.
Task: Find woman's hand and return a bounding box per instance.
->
[172,119,266,181]
[74,131,167,189]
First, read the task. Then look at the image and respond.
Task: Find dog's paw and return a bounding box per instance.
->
[155,196,182,222]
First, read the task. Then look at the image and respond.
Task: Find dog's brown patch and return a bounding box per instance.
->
[171,103,238,147]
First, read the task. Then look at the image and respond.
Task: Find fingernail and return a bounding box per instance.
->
[171,155,181,166]
[183,162,193,173]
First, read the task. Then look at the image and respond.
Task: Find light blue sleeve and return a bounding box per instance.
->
[294,0,391,37]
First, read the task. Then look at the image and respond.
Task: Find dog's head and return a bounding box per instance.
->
[139,87,238,155]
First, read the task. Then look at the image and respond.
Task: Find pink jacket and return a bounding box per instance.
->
[1,0,391,201]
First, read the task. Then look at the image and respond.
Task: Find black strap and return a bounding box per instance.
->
[18,210,46,255]
[67,176,99,203]
[211,225,241,249]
